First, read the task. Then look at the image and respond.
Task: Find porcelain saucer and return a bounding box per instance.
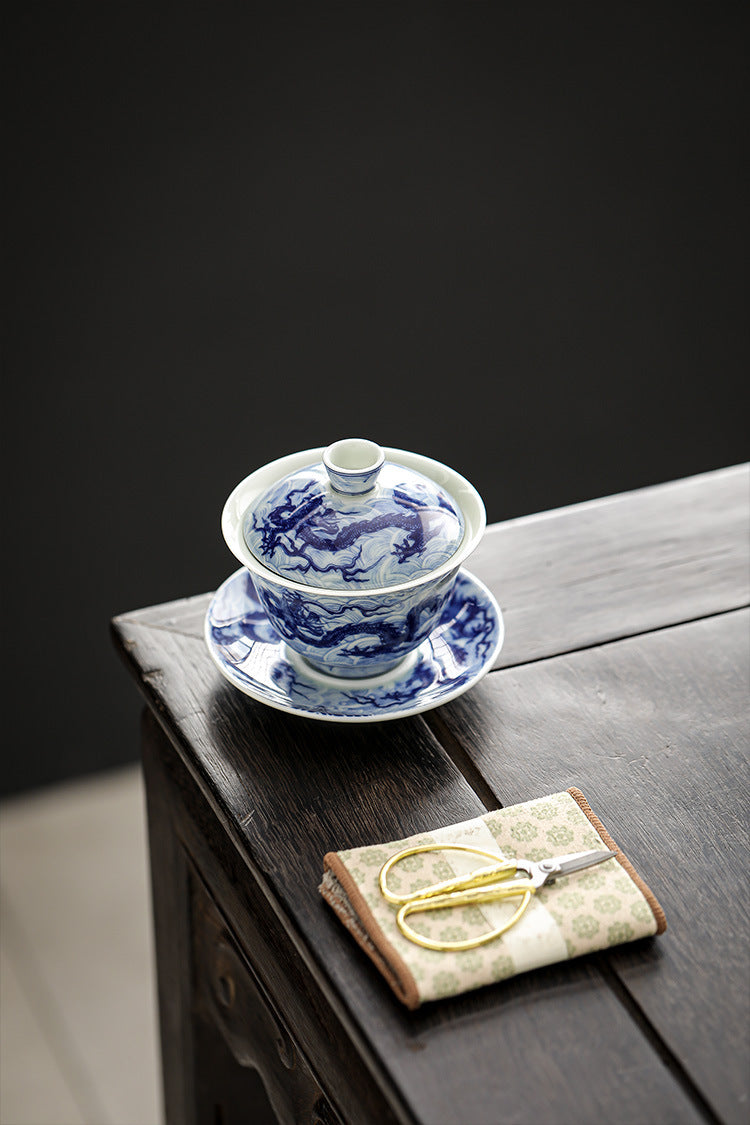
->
[205,568,503,723]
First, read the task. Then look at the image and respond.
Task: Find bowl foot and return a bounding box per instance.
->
[284,647,417,690]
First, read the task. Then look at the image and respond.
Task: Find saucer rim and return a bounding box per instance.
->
[204,567,504,723]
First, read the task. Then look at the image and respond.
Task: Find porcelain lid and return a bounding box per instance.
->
[242,438,465,590]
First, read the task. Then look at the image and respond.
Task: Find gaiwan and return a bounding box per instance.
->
[220,438,486,679]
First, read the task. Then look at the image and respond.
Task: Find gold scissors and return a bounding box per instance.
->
[379,843,616,951]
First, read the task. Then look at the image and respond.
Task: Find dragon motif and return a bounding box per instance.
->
[243,468,463,588]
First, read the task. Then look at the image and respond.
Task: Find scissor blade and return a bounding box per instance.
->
[553,849,617,877]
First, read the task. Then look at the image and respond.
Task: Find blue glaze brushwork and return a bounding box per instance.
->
[252,567,456,677]
[204,568,503,723]
[242,462,464,590]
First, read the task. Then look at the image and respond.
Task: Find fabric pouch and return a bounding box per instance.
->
[320,787,666,1009]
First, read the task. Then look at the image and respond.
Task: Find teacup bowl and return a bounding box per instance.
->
[251,564,459,679]
[221,445,485,680]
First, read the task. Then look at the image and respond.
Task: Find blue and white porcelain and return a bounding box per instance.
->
[221,439,486,679]
[321,437,386,496]
[244,438,464,590]
[205,568,503,722]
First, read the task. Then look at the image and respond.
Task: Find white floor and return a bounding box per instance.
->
[0,766,162,1125]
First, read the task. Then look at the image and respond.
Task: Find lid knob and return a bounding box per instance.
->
[323,438,385,495]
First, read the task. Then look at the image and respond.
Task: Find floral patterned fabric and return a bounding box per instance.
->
[320,788,666,1009]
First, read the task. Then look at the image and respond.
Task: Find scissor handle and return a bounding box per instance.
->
[379,843,518,905]
[397,882,535,951]
[378,842,536,952]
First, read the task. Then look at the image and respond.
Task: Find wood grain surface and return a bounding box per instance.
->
[425,609,750,1123]
[467,463,749,668]
[112,464,750,1124]
[115,626,704,1124]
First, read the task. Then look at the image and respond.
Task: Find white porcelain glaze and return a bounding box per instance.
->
[221,443,486,678]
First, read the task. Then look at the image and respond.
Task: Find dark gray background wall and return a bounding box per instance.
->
[4,3,747,796]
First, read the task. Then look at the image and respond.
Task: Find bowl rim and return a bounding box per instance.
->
[221,445,486,599]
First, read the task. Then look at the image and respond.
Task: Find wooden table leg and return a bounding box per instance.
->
[141,709,338,1125]
[142,708,204,1124]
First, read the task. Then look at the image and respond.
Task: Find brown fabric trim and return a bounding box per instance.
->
[566,787,667,934]
[320,852,421,1010]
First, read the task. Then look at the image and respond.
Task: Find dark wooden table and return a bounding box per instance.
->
[112,464,750,1125]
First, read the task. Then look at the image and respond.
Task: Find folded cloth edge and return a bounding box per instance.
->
[320,858,419,1008]
[320,786,666,1010]
[566,786,667,935]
